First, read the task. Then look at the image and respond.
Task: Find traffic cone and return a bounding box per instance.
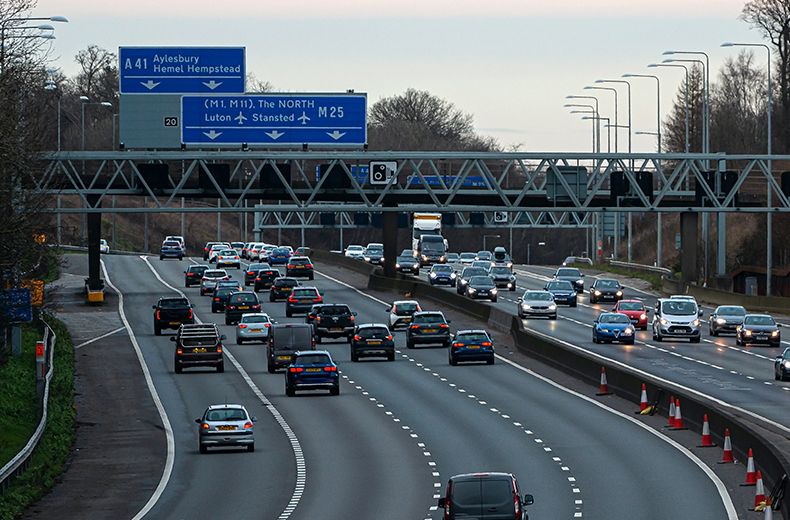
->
[666,396,676,427]
[637,383,648,412]
[697,414,716,447]
[670,399,687,430]
[596,367,612,396]
[753,471,766,509]
[763,504,773,519]
[741,448,757,486]
[718,428,734,464]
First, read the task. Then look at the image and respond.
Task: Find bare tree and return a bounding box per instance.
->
[246,72,274,93]
[662,65,705,153]
[71,44,118,102]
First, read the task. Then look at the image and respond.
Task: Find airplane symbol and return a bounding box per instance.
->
[298,112,310,125]
[235,111,247,124]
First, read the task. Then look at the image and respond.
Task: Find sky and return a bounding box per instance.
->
[33,0,767,152]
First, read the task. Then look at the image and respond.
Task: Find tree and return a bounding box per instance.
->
[246,72,274,93]
[72,45,117,102]
[662,65,705,153]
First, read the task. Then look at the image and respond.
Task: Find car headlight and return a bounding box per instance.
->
[577,279,584,285]
[364,257,371,262]
[594,290,602,296]
[624,327,634,335]
[771,330,779,337]
[784,361,790,368]
[521,304,531,310]
[715,318,726,325]
[468,288,477,293]
[450,273,457,279]
[692,319,700,327]
[507,283,512,288]
[660,318,669,325]
[640,313,647,321]
[421,255,428,261]
[744,329,752,336]
[429,272,437,278]
[395,263,401,268]
[439,256,446,262]
[616,291,623,297]
[549,304,557,310]
[460,280,468,286]
[490,288,498,294]
[507,262,513,268]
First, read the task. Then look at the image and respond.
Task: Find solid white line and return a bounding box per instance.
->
[74,326,126,349]
[101,260,176,520]
[140,256,306,520]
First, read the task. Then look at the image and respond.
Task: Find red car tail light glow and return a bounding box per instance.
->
[323,366,337,372]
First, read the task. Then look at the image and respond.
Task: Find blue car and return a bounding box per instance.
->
[544,279,577,307]
[285,350,340,396]
[159,240,184,260]
[449,329,495,365]
[592,312,636,344]
[429,264,457,286]
[268,247,292,265]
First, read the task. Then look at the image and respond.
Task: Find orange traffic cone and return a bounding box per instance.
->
[670,399,687,430]
[741,448,757,486]
[718,428,734,464]
[637,383,648,412]
[697,414,716,447]
[667,396,676,427]
[596,367,612,396]
[753,471,766,509]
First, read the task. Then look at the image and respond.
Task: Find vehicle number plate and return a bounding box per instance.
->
[169,321,180,325]
[306,368,322,372]
[277,355,291,360]
[283,288,292,292]
[424,328,437,333]
[192,347,207,353]
[468,345,480,349]
[217,425,237,431]
[295,266,304,269]
[238,306,249,310]
[368,340,382,345]
[331,327,343,332]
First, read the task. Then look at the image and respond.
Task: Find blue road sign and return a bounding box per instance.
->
[0,289,32,323]
[181,93,367,146]
[119,47,245,94]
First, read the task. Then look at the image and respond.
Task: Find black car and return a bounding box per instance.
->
[267,323,315,373]
[244,263,271,286]
[475,251,493,262]
[449,329,495,365]
[396,255,420,275]
[489,266,516,291]
[456,267,489,295]
[465,276,498,302]
[554,267,585,293]
[589,279,623,304]
[173,323,225,373]
[438,472,534,520]
[312,304,357,343]
[270,277,300,302]
[544,279,577,307]
[184,264,208,287]
[708,305,747,336]
[429,264,457,286]
[774,348,790,381]
[253,268,281,292]
[225,292,262,325]
[305,304,328,327]
[736,314,782,347]
[152,297,194,335]
[285,287,323,317]
[285,350,339,396]
[351,324,395,361]
[211,287,236,313]
[363,245,384,265]
[286,256,315,280]
[407,311,451,349]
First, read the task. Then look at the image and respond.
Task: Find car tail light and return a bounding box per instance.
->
[176,347,183,355]
[203,247,208,251]
[256,277,262,281]
[513,480,521,519]
[216,346,223,353]
[288,296,298,303]
[306,264,313,269]
[239,324,248,329]
[312,338,316,348]
[323,366,337,372]
[443,482,452,520]
[410,325,419,330]
[481,341,492,347]
[243,421,253,429]
[353,334,361,341]
[228,305,236,310]
[416,305,422,311]
[264,323,271,328]
[452,342,463,348]
[187,273,195,277]
[439,323,449,329]
[214,297,220,302]
[350,315,355,322]
[315,316,322,323]
[188,309,193,319]
[252,304,261,310]
[313,297,322,303]
[287,264,294,269]
[155,310,161,320]
[201,422,209,429]
[289,367,304,373]
[247,271,254,275]
[386,335,393,341]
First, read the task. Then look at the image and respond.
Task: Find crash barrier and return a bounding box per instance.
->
[312,250,379,277]
[665,282,790,316]
[56,244,147,256]
[608,259,673,278]
[0,319,56,494]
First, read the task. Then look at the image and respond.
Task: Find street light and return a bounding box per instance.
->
[44,80,62,151]
[623,73,661,154]
[568,107,598,152]
[483,234,501,252]
[663,50,709,155]
[566,95,600,152]
[596,79,632,155]
[648,63,690,153]
[584,86,619,152]
[583,116,611,152]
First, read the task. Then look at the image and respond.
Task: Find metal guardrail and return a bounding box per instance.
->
[55,244,149,256]
[0,319,56,493]
[608,259,673,277]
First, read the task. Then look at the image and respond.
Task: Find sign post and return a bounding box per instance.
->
[35,340,46,381]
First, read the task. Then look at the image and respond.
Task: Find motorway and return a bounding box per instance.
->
[417,263,790,431]
[98,253,737,519]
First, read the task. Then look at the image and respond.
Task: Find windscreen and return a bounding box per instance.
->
[295,353,331,365]
[241,315,269,323]
[206,408,246,422]
[275,279,298,287]
[159,298,188,309]
[719,306,746,316]
[469,276,494,287]
[476,251,492,260]
[422,241,445,253]
[525,292,553,301]
[546,281,572,290]
[215,288,234,298]
[557,268,581,277]
[663,301,697,316]
[231,293,258,304]
[600,314,630,324]
[463,268,487,278]
[450,481,481,509]
[494,250,507,261]
[456,332,489,343]
[414,314,445,324]
[273,327,312,349]
[480,479,514,512]
[433,265,453,273]
[596,280,619,288]
[459,253,476,260]
[489,267,511,276]
[190,266,208,275]
[744,316,775,326]
[358,327,390,339]
[163,241,180,247]
[320,306,350,316]
[248,263,268,271]
[395,303,418,315]
[204,271,226,278]
[618,302,643,311]
[396,255,414,262]
[292,288,318,298]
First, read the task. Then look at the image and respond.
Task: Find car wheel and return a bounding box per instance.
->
[627,338,635,345]
[316,335,322,344]
[775,371,780,381]
[330,385,340,396]
[159,256,164,261]
[571,301,577,307]
[199,444,207,454]
[735,337,741,346]
[217,362,225,373]
[237,338,244,345]
[590,298,596,304]
[309,274,314,280]
[710,327,717,336]
[179,256,183,261]
[406,340,414,349]
[449,354,457,366]
[285,386,295,397]
[269,294,274,302]
[225,318,231,326]
[487,357,495,365]
[491,296,498,303]
[691,336,700,344]
[592,335,598,344]
[510,286,516,292]
[174,362,182,374]
[154,325,161,336]
[286,310,292,318]
[387,352,395,362]
[550,314,557,320]
[247,444,255,453]
[267,361,276,374]
[350,351,358,362]
[346,335,353,344]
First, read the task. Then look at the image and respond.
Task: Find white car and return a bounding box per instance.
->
[260,245,277,262]
[345,245,365,258]
[165,235,186,253]
[387,300,422,329]
[236,313,274,344]
[99,239,110,254]
[216,249,241,269]
[208,244,227,263]
[517,290,557,320]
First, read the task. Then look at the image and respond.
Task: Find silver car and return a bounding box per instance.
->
[236,313,274,344]
[195,404,256,453]
[200,269,230,296]
[517,290,557,320]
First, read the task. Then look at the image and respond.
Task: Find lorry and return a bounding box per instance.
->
[412,213,448,255]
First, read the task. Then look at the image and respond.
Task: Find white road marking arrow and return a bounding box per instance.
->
[140,80,160,90]
[202,130,222,140]
[327,130,346,140]
[265,130,284,140]
[203,80,223,90]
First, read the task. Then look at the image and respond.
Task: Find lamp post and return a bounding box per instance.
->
[584,86,619,152]
[566,95,600,152]
[623,74,661,154]
[566,104,598,152]
[44,80,61,151]
[648,63,690,153]
[483,234,501,252]
[584,116,611,152]
[0,15,67,68]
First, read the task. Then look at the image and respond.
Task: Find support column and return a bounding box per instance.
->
[680,211,699,285]
[382,208,398,278]
[716,213,726,276]
[86,194,103,291]
[656,213,662,267]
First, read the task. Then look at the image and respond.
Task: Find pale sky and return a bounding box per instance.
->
[35,0,765,152]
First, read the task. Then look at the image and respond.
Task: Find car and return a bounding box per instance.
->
[215,249,241,269]
[589,278,624,304]
[296,246,312,256]
[456,267,489,295]
[458,252,476,265]
[305,304,329,327]
[544,279,577,307]
[152,297,194,335]
[267,323,315,373]
[492,246,513,268]
[395,254,420,275]
[195,404,255,454]
[774,348,790,381]
[429,264,457,286]
[612,299,649,330]
[350,324,395,361]
[363,244,384,265]
[270,277,300,301]
[254,268,281,292]
[211,287,236,313]
[312,304,356,343]
[241,242,253,259]
[406,311,451,349]
[387,300,422,329]
[184,264,208,287]
[562,255,593,266]
[465,275,498,302]
[285,286,323,317]
[236,313,273,344]
[652,298,702,343]
[203,241,229,261]
[470,260,492,271]
[670,294,698,302]
[475,250,493,262]
[553,267,585,293]
[230,241,245,252]
[247,243,265,261]
[445,252,460,264]
[225,292,262,325]
[400,248,415,257]
[489,266,516,291]
[708,305,747,336]
[344,245,365,259]
[260,244,277,262]
[165,235,186,253]
[268,246,292,265]
[160,240,184,261]
[199,269,230,295]
[244,262,270,286]
[208,244,228,263]
[438,472,534,520]
[517,290,557,319]
[286,256,315,279]
[285,350,340,396]
[172,323,225,374]
[99,239,110,254]
[449,329,495,365]
[736,314,781,347]
[216,279,242,292]
[593,312,636,344]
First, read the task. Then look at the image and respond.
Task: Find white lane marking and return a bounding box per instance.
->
[141,256,305,520]
[101,260,175,520]
[74,326,126,349]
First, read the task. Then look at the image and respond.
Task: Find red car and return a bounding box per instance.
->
[612,299,649,330]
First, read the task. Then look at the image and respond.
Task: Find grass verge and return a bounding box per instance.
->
[571,262,665,292]
[0,316,75,520]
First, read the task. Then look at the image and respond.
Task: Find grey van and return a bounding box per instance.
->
[438,472,534,519]
[267,323,315,373]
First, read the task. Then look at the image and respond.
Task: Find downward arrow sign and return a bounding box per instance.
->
[140,80,161,90]
[265,130,284,140]
[203,130,222,140]
[326,130,346,140]
[203,80,223,90]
